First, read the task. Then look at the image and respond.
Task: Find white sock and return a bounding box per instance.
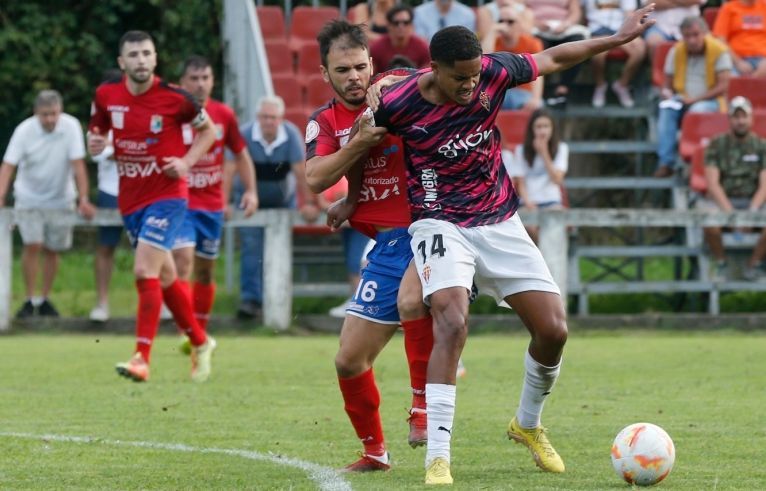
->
[31,296,43,306]
[516,351,561,429]
[425,383,456,467]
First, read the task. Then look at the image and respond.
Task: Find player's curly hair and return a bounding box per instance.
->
[317,20,368,67]
[429,26,482,66]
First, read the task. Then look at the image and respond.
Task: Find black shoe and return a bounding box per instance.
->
[237,301,262,320]
[15,300,36,319]
[37,299,60,317]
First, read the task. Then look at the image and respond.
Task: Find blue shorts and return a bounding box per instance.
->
[97,190,123,247]
[122,198,187,250]
[172,209,225,259]
[346,227,413,324]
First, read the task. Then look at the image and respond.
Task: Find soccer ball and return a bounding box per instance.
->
[611,423,675,486]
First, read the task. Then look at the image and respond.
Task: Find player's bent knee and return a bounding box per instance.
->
[334,351,370,378]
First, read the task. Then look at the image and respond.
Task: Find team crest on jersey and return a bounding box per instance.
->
[215,124,224,140]
[422,264,431,284]
[305,120,320,143]
[150,115,163,134]
[111,111,124,129]
[479,91,490,112]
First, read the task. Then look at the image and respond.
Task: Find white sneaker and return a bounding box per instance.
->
[89,304,110,322]
[160,303,172,320]
[328,299,350,318]
[191,336,217,383]
[611,81,634,108]
[592,83,607,108]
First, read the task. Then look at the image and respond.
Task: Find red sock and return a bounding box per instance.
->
[162,279,207,346]
[402,316,434,410]
[338,369,386,456]
[192,281,216,332]
[135,278,162,363]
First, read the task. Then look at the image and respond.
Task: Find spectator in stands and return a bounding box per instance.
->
[413,0,476,42]
[642,0,704,59]
[234,95,316,319]
[0,89,95,319]
[712,0,766,78]
[585,0,646,108]
[654,16,731,178]
[350,0,396,44]
[370,5,430,72]
[477,0,535,41]
[504,108,569,243]
[700,96,766,281]
[526,0,591,107]
[482,4,544,110]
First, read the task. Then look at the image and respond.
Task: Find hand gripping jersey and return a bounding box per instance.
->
[374,53,538,228]
[182,99,246,211]
[89,76,206,215]
[306,100,410,239]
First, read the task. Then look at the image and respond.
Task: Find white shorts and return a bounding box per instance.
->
[14,208,73,251]
[408,215,560,308]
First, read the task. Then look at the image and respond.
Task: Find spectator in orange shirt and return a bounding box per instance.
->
[482,4,544,110]
[712,0,766,77]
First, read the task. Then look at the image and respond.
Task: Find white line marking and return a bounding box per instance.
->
[0,432,351,491]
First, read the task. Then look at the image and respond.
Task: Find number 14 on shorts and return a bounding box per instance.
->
[417,234,446,263]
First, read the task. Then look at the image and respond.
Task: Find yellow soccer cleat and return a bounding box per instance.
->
[178,336,192,356]
[191,336,217,382]
[507,417,565,473]
[425,457,453,485]
[115,352,150,382]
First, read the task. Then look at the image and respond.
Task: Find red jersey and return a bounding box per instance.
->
[306,100,410,239]
[182,99,246,211]
[89,76,206,215]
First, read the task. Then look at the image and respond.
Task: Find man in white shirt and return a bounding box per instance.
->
[0,90,95,318]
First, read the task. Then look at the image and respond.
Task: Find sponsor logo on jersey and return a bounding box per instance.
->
[421,168,441,210]
[117,161,163,178]
[150,114,163,134]
[437,126,493,159]
[188,169,223,188]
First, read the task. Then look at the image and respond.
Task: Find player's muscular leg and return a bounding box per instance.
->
[134,242,175,283]
[193,257,216,284]
[172,247,195,281]
[397,261,429,322]
[335,316,399,378]
[428,287,469,384]
[506,291,567,366]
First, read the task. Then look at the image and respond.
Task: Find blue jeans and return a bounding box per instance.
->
[235,177,294,304]
[502,88,533,110]
[656,99,720,170]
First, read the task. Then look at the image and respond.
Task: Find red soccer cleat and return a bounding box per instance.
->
[407,408,427,448]
[340,452,391,472]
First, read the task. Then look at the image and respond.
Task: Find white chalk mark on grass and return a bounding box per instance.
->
[0,432,351,491]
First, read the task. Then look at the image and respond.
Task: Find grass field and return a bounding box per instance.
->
[1,331,764,490]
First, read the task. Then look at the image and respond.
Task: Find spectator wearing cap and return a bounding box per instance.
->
[370,5,431,72]
[699,96,766,281]
[654,16,731,178]
[413,0,476,42]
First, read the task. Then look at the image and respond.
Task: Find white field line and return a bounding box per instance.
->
[0,432,352,491]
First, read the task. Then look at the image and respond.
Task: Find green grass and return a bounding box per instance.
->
[1,331,764,489]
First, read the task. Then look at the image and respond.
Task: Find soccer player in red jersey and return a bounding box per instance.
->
[88,31,218,383]
[304,20,435,472]
[364,6,657,484]
[173,55,258,345]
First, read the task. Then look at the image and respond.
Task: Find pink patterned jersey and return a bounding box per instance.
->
[374,52,538,227]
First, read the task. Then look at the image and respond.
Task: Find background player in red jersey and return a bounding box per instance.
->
[304,20,434,472]
[365,6,657,484]
[174,55,258,346]
[88,31,217,383]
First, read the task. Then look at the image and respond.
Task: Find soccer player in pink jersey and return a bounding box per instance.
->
[173,55,258,344]
[365,6,657,484]
[88,31,218,383]
[304,20,436,472]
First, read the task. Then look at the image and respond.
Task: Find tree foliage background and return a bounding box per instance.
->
[0,0,223,151]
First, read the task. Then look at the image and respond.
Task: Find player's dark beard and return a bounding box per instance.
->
[733,127,750,138]
[127,69,151,84]
[330,78,365,106]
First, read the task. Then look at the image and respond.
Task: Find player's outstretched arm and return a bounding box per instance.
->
[532,3,655,77]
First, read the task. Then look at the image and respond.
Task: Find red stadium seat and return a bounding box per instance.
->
[305,74,336,109]
[289,6,340,53]
[495,110,532,150]
[271,75,304,110]
[754,109,766,138]
[296,42,322,79]
[652,41,675,88]
[284,108,311,134]
[678,112,729,162]
[606,47,628,62]
[728,77,766,109]
[265,40,294,76]
[257,6,286,41]
[703,7,719,30]
[689,145,708,194]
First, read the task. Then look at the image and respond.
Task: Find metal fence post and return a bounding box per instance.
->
[0,209,12,331]
[262,209,292,330]
[538,209,568,302]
